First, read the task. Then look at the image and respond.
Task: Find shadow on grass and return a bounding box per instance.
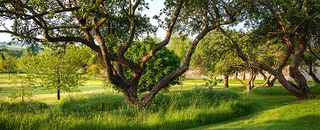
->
[212,115,320,130]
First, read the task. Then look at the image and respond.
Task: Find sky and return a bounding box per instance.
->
[0,0,166,43]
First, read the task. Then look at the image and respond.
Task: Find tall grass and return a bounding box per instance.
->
[0,89,251,129]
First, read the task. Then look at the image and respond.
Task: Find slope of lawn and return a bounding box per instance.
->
[193,85,320,130]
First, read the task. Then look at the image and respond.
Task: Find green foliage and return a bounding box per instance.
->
[0,50,17,73]
[9,75,36,102]
[16,45,92,99]
[15,49,37,73]
[203,77,223,89]
[86,54,105,76]
[168,35,192,61]
[125,38,181,92]
[193,30,241,76]
[35,45,90,92]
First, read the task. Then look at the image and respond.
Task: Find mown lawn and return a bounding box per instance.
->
[193,85,320,130]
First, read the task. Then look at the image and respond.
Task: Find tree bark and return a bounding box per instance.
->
[276,43,314,99]
[57,78,61,100]
[306,59,320,84]
[234,72,238,80]
[223,75,229,88]
[242,71,246,80]
[268,76,277,87]
[57,87,60,100]
[235,70,254,92]
[258,70,272,87]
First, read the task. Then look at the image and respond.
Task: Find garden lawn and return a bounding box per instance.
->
[193,85,320,130]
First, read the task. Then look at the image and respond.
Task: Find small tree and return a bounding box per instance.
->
[19,45,91,100]
[9,75,35,102]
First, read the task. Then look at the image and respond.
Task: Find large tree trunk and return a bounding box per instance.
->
[276,43,314,99]
[122,89,139,107]
[223,75,229,88]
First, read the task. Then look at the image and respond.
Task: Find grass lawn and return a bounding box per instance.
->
[193,96,320,130]
[192,85,320,130]
[0,74,320,129]
[184,78,271,85]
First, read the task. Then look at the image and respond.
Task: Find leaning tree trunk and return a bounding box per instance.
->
[268,76,277,87]
[306,60,320,84]
[257,70,273,87]
[236,70,255,92]
[223,75,229,88]
[276,43,314,99]
[218,26,315,100]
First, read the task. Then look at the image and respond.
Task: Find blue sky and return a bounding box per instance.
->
[0,0,166,43]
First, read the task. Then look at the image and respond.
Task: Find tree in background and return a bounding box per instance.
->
[17,45,91,100]
[219,0,320,99]
[9,75,35,102]
[192,30,236,88]
[302,52,320,84]
[168,35,192,62]
[37,45,90,100]
[0,49,17,80]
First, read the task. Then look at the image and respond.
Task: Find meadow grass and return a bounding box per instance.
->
[0,89,251,129]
